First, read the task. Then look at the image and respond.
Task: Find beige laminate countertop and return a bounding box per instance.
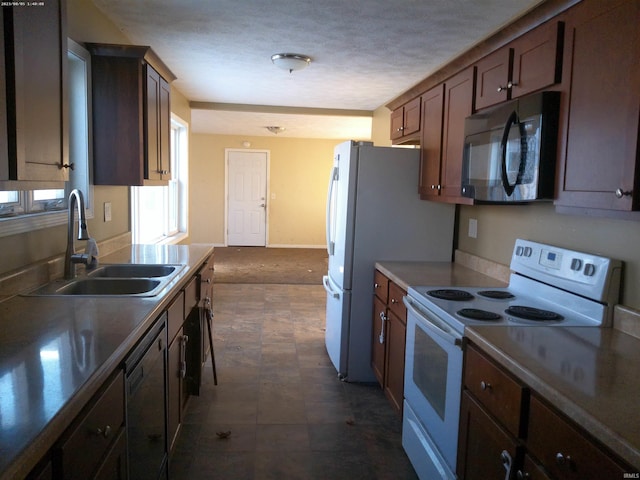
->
[466,326,640,471]
[0,243,214,480]
[375,261,507,291]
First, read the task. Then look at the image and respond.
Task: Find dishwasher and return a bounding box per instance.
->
[125,313,168,480]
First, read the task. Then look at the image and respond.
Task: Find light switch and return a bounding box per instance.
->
[104,202,112,222]
[468,218,478,239]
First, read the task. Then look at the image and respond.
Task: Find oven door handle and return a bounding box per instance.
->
[403,296,462,348]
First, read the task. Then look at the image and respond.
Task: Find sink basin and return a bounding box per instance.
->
[56,278,161,295]
[26,278,163,296]
[88,264,179,278]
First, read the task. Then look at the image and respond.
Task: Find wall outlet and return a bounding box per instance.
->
[104,202,112,222]
[468,218,478,239]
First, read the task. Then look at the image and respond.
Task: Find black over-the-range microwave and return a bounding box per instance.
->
[461,91,561,203]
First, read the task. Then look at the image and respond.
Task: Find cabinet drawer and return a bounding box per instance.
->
[167,290,185,342]
[57,371,125,479]
[184,276,198,312]
[388,282,406,322]
[373,270,389,303]
[464,345,526,437]
[527,395,628,480]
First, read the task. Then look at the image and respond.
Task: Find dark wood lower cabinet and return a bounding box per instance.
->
[457,391,521,480]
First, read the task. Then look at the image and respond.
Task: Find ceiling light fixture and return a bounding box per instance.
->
[271,53,311,73]
[266,126,286,134]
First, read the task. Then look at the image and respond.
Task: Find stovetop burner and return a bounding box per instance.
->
[505,305,564,322]
[477,290,515,300]
[457,308,502,321]
[427,289,474,301]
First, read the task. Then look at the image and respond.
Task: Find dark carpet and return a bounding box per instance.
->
[213,247,328,284]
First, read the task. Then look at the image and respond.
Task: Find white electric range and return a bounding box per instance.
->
[401,239,623,480]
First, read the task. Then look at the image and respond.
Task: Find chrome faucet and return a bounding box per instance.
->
[64,189,97,279]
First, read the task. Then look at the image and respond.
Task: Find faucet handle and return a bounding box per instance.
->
[85,238,99,269]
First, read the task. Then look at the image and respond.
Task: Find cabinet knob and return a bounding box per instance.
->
[480,381,492,391]
[157,169,169,175]
[391,298,397,304]
[516,470,530,480]
[507,81,518,89]
[615,188,632,198]
[497,85,507,92]
[555,452,572,466]
[374,283,379,288]
[96,425,112,438]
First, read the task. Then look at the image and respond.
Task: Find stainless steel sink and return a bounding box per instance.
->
[24,263,186,297]
[88,264,179,278]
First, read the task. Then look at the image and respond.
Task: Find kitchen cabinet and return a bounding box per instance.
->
[420,67,474,203]
[555,0,640,212]
[390,97,421,144]
[474,20,564,110]
[458,342,632,480]
[86,44,175,186]
[53,371,126,479]
[167,290,186,454]
[0,0,68,187]
[371,269,406,414]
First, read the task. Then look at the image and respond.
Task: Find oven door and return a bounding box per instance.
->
[403,295,463,478]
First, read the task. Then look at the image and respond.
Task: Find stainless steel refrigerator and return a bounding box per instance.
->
[322,140,455,382]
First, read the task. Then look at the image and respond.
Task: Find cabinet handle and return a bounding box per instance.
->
[501,450,513,480]
[507,81,518,89]
[157,169,169,175]
[379,311,387,344]
[615,188,632,198]
[555,452,572,467]
[95,425,112,438]
[374,283,379,289]
[497,85,507,92]
[391,298,397,304]
[480,381,492,391]
[516,470,530,480]
[59,163,74,170]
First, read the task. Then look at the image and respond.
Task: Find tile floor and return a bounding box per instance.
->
[169,283,418,480]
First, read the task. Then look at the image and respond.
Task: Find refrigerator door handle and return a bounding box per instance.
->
[325,166,338,256]
[323,275,340,299]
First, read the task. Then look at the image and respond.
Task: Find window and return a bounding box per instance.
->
[0,39,92,237]
[131,115,189,244]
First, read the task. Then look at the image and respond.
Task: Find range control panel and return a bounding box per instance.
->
[511,239,623,304]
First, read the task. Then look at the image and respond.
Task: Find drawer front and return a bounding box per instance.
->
[167,290,185,342]
[464,345,525,437]
[373,270,389,303]
[184,276,198,312]
[58,371,125,479]
[197,255,214,300]
[528,395,628,480]
[388,281,407,322]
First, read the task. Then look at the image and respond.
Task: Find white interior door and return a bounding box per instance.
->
[226,150,268,246]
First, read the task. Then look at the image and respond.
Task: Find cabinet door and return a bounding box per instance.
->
[159,76,171,180]
[511,20,563,99]
[371,295,387,387]
[2,0,67,183]
[475,47,511,110]
[402,97,421,137]
[384,309,406,414]
[93,429,127,480]
[390,107,404,141]
[556,0,639,211]
[441,67,475,200]
[527,395,628,480]
[457,392,521,480]
[145,66,161,181]
[419,84,445,198]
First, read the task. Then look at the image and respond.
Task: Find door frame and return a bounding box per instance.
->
[224,148,270,247]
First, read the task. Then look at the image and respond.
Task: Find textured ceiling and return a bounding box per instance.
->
[91,0,542,139]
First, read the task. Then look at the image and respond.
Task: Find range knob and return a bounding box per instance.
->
[570,258,583,271]
[584,263,596,276]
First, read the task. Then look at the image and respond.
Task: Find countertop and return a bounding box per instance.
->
[375,260,507,291]
[466,326,640,471]
[0,243,214,479]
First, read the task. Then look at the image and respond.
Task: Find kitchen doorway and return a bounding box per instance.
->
[225,149,269,246]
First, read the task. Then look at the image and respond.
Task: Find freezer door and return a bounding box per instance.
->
[326,141,357,291]
[323,274,351,379]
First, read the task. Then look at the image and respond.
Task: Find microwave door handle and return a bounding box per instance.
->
[500,110,519,197]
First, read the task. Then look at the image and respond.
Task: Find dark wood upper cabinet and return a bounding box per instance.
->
[0,0,68,187]
[390,96,421,144]
[86,44,175,186]
[441,67,475,202]
[555,0,639,212]
[475,20,563,111]
[419,84,445,199]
